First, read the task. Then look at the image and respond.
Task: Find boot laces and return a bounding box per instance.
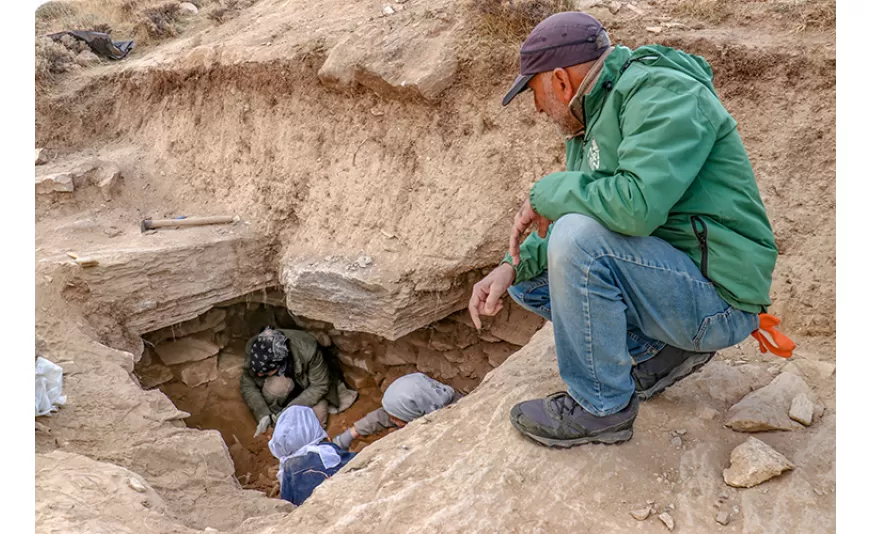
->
[550,393,581,417]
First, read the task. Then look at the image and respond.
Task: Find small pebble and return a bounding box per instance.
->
[630,506,652,521]
[716,510,730,525]
[128,478,147,493]
[670,436,683,448]
[814,488,824,496]
[646,499,656,506]
[675,429,687,436]
[658,512,675,531]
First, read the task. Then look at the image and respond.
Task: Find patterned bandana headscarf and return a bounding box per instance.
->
[250,327,292,377]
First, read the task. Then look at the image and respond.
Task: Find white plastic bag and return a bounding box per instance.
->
[35,357,67,417]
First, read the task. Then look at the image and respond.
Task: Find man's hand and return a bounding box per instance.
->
[253,415,271,438]
[468,263,516,329]
[509,198,551,266]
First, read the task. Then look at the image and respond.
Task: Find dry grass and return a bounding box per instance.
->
[673,0,734,24]
[791,0,836,32]
[472,0,575,42]
[35,1,219,44]
[672,0,835,33]
[34,0,225,87]
[137,2,183,41]
[208,0,257,25]
[35,37,78,85]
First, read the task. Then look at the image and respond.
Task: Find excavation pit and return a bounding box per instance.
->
[133,289,544,497]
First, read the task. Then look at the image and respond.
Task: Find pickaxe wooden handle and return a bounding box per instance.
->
[140,215,238,233]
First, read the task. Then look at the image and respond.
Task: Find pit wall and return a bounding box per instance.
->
[137,288,545,398]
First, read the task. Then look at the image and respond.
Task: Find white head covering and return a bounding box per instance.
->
[381,373,455,423]
[268,406,341,483]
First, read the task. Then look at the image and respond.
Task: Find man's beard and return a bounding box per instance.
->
[551,108,583,138]
[544,90,584,138]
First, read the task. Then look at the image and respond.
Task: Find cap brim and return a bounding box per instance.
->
[502,74,534,106]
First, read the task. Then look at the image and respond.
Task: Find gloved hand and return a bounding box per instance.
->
[333,428,354,450]
[253,415,271,438]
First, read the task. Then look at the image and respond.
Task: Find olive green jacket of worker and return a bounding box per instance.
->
[239,329,342,422]
[506,45,777,313]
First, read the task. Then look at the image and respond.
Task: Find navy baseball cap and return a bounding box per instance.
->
[503,12,611,106]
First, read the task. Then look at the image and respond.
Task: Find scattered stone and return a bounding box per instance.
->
[723,437,794,488]
[147,309,227,344]
[658,512,675,531]
[646,26,663,34]
[646,499,655,506]
[382,4,395,15]
[128,478,147,493]
[337,352,372,373]
[609,1,622,14]
[789,393,815,426]
[346,255,373,271]
[317,15,458,102]
[814,488,824,496]
[481,342,515,368]
[792,359,836,382]
[725,372,820,432]
[378,344,413,366]
[716,510,730,525]
[76,50,100,67]
[630,506,652,521]
[35,148,48,165]
[153,334,221,366]
[675,429,687,436]
[217,350,246,379]
[343,367,377,390]
[670,436,682,448]
[179,2,199,15]
[439,359,460,379]
[104,226,123,238]
[138,359,174,389]
[36,172,75,194]
[91,165,121,201]
[178,356,219,387]
[488,301,546,346]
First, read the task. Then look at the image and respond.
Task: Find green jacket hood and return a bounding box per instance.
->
[631,44,717,94]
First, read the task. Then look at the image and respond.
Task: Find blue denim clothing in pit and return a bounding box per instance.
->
[507,214,759,417]
[279,442,356,506]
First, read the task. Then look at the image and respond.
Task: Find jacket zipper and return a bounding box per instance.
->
[690,216,709,279]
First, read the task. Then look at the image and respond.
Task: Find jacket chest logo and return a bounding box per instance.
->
[588,138,600,171]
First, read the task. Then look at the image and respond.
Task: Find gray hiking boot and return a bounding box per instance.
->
[509,392,638,448]
[632,345,715,400]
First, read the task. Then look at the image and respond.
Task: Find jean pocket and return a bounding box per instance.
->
[692,307,743,352]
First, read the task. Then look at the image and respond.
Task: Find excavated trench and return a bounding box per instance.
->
[133,287,544,499]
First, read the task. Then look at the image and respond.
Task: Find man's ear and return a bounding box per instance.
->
[552,68,575,105]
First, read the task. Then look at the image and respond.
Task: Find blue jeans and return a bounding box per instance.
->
[507,214,759,417]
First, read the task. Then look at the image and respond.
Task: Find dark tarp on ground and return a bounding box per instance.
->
[47,30,134,60]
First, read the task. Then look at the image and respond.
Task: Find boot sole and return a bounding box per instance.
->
[635,351,715,401]
[520,428,634,448]
[509,411,635,448]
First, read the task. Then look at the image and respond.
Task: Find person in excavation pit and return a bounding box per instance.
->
[269,405,357,506]
[332,372,460,450]
[241,326,359,438]
[467,11,790,448]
